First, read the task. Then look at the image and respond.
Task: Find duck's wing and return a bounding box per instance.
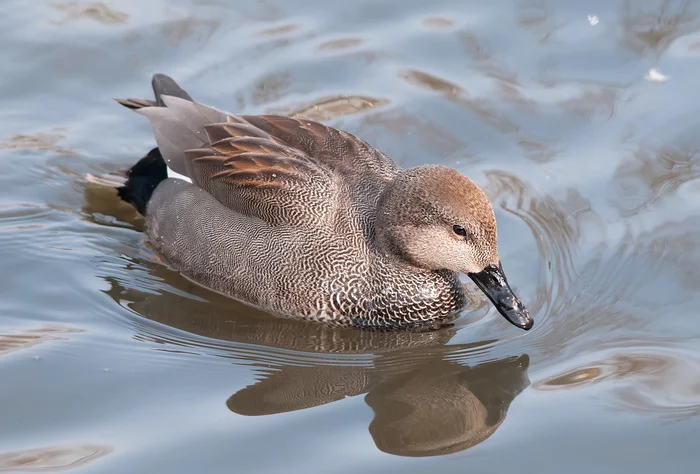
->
[237,114,402,217]
[239,114,401,187]
[116,74,401,224]
[121,96,336,224]
[182,111,339,225]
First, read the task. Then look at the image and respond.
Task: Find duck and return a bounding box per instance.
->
[89,73,532,330]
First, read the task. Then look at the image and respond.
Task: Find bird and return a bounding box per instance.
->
[88,73,532,331]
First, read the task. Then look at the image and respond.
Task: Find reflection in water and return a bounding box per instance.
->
[122,10,226,56]
[257,24,299,37]
[403,68,519,135]
[0,133,76,156]
[318,38,363,51]
[535,73,633,120]
[229,0,285,22]
[249,72,291,107]
[515,137,565,163]
[557,84,630,119]
[270,95,389,122]
[403,69,464,100]
[364,355,528,457]
[516,0,569,43]
[619,0,699,57]
[229,354,529,457]
[98,257,530,457]
[456,28,545,121]
[0,444,111,472]
[458,30,518,86]
[50,2,128,26]
[613,142,700,217]
[356,107,472,164]
[401,41,566,163]
[423,17,454,29]
[535,343,700,421]
[82,182,144,230]
[0,327,84,356]
[159,15,222,46]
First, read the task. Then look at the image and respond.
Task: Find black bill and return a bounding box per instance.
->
[468,262,533,330]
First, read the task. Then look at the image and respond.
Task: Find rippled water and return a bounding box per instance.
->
[2,0,700,472]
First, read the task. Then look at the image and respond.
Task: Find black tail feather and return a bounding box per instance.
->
[106,74,190,214]
[116,74,193,111]
[117,147,167,215]
[151,73,193,106]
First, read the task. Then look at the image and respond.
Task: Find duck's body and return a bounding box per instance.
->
[95,74,531,330]
[147,176,467,328]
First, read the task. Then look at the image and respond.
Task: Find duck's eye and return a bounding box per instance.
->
[453,225,468,237]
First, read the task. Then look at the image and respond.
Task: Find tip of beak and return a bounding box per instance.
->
[508,305,533,331]
[519,317,534,331]
[468,263,534,331]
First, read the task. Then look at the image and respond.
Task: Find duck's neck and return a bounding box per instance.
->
[374,169,436,269]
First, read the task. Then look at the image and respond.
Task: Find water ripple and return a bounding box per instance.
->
[535,340,700,421]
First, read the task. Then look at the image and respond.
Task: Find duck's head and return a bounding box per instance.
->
[376,164,533,330]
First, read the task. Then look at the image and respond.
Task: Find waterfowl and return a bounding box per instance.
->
[92,74,532,330]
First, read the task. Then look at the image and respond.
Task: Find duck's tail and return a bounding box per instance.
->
[86,147,167,215]
[87,73,194,215]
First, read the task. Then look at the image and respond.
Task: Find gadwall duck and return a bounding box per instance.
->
[91,74,532,330]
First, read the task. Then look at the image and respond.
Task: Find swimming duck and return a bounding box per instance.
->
[91,74,532,330]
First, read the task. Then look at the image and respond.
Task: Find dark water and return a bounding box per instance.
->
[2,0,700,471]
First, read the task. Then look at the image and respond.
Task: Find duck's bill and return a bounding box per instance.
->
[468,263,533,330]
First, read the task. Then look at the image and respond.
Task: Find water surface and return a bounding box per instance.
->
[2,0,700,472]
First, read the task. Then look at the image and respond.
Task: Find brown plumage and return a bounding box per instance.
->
[102,74,532,330]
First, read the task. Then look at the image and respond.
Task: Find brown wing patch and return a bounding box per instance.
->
[185,122,322,189]
[204,122,272,142]
[210,137,287,156]
[208,154,311,187]
[241,115,336,153]
[239,114,401,181]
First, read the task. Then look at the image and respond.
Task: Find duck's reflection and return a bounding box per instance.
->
[101,261,530,457]
[226,344,528,457]
[364,354,528,456]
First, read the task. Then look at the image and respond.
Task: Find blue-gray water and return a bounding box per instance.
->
[2,0,700,472]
